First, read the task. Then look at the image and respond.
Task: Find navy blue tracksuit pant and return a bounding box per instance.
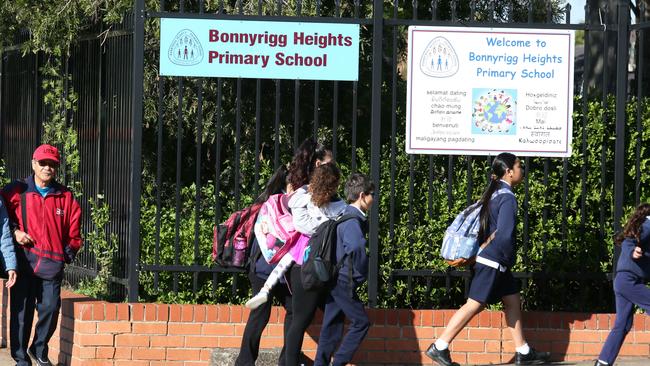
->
[314,279,370,366]
[10,270,62,366]
[598,271,650,364]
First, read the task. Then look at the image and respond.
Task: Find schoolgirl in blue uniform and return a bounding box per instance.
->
[594,203,650,366]
[426,152,550,366]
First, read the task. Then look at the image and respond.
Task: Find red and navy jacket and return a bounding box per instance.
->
[1,175,82,279]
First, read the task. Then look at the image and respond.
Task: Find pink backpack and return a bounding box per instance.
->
[255,193,300,264]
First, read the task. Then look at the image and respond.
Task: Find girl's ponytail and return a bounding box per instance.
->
[477,153,518,241]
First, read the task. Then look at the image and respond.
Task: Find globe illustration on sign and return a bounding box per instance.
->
[471,88,517,135]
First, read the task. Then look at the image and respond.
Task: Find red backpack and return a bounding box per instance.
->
[212,202,263,268]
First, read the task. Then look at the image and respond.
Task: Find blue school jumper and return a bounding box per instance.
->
[314,205,370,366]
[598,218,650,364]
[468,181,520,304]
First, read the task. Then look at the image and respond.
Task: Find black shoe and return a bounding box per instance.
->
[515,348,551,365]
[27,347,53,366]
[594,361,608,366]
[425,343,459,366]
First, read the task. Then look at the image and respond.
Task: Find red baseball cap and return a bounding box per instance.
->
[32,144,60,164]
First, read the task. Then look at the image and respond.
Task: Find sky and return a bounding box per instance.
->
[568,0,585,23]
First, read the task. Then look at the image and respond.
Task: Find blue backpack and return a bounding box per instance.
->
[440,188,513,267]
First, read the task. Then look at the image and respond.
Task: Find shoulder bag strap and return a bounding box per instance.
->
[20,192,27,234]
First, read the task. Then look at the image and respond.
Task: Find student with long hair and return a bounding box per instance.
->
[594,203,650,366]
[284,162,347,366]
[236,138,332,366]
[426,152,550,366]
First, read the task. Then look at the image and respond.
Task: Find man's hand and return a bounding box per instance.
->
[13,229,34,246]
[5,270,16,288]
[632,246,643,260]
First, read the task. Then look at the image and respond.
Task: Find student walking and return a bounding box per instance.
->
[284,163,348,366]
[314,173,374,366]
[594,203,650,366]
[426,152,550,366]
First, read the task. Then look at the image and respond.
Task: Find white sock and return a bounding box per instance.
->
[434,339,449,351]
[597,360,608,365]
[516,343,530,355]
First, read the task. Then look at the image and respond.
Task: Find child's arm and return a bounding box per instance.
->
[288,188,322,235]
[0,199,16,272]
[341,222,368,284]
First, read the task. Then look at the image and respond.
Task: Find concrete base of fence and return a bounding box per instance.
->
[211,348,282,366]
[1,279,650,365]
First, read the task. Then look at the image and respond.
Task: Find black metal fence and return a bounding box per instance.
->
[1,0,649,311]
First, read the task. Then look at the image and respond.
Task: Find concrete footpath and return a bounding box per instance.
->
[0,345,648,366]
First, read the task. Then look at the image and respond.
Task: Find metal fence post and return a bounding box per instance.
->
[369,0,383,308]
[128,0,145,303]
[613,0,629,232]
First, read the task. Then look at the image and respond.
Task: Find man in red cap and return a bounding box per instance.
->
[1,144,82,366]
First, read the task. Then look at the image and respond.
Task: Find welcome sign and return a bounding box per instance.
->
[406,26,575,157]
[160,18,359,81]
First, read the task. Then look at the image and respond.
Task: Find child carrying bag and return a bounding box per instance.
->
[440,188,513,267]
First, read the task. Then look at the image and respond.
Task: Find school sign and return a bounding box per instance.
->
[159,18,360,81]
[406,26,575,157]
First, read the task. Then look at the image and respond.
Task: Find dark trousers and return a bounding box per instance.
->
[235,272,293,366]
[314,280,369,366]
[598,271,650,364]
[285,265,327,366]
[10,271,62,366]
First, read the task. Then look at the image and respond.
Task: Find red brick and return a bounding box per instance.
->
[469,327,501,340]
[386,309,398,325]
[74,346,95,359]
[132,347,166,360]
[433,310,445,326]
[184,336,220,347]
[194,305,206,322]
[75,321,97,334]
[451,339,486,352]
[92,303,105,321]
[74,334,114,346]
[217,305,230,323]
[115,361,149,366]
[77,304,93,321]
[156,304,169,322]
[104,304,117,321]
[206,305,218,322]
[144,304,157,321]
[231,305,243,323]
[478,311,492,327]
[95,347,116,359]
[169,304,182,322]
[131,303,145,321]
[219,336,242,348]
[114,346,132,359]
[150,335,184,347]
[97,321,131,334]
[202,323,234,336]
[116,303,129,321]
[115,334,149,347]
[398,309,415,326]
[166,348,202,361]
[168,323,202,335]
[181,305,194,322]
[131,322,167,334]
[467,352,502,364]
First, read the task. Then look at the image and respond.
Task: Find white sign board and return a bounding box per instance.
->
[406,26,575,157]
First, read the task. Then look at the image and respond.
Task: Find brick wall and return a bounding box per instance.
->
[0,281,649,365]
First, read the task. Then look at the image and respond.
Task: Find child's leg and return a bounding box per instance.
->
[245,254,294,309]
[314,295,345,366]
[599,272,647,364]
[502,293,525,348]
[437,298,484,343]
[328,282,369,366]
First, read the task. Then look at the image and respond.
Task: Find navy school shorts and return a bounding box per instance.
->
[468,263,520,305]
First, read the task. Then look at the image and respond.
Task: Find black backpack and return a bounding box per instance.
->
[301,214,358,291]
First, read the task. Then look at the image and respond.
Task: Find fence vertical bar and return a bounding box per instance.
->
[194,79,203,292]
[389,0,398,252]
[127,0,146,302]
[635,12,645,205]
[368,0,383,308]
[613,0,629,231]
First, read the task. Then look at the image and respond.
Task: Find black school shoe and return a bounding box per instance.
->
[27,347,53,366]
[425,343,459,366]
[515,348,551,365]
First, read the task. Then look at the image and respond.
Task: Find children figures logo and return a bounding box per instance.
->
[420,37,459,78]
[169,30,204,66]
[471,88,517,135]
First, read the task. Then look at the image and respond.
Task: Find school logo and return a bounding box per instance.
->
[420,37,459,78]
[56,208,64,216]
[168,29,204,66]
